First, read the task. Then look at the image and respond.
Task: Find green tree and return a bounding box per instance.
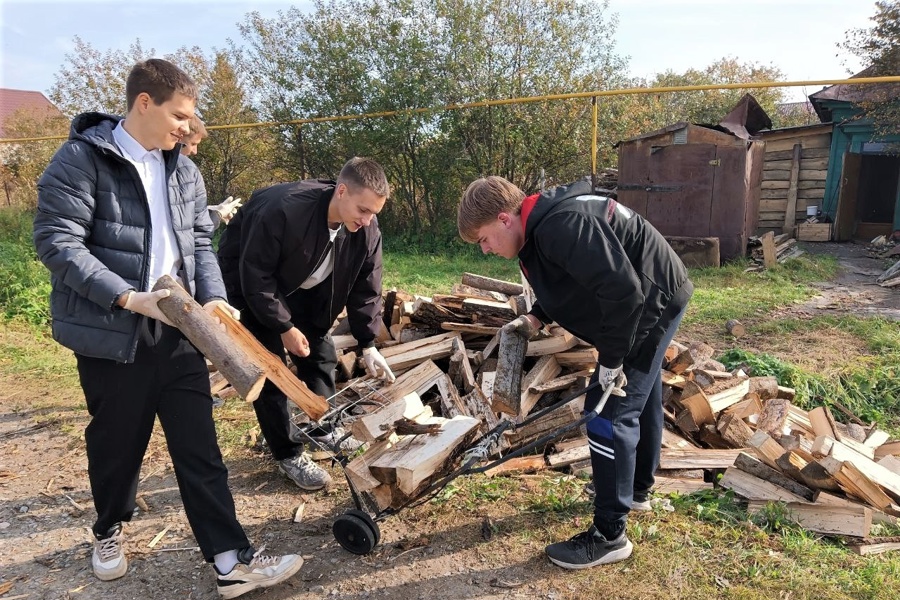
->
[0,109,70,207]
[602,58,800,164]
[839,0,900,138]
[48,36,155,117]
[191,51,284,202]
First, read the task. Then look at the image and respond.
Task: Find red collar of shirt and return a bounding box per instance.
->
[519,193,540,234]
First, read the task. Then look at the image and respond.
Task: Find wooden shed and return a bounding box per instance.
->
[755,123,833,235]
[616,122,766,263]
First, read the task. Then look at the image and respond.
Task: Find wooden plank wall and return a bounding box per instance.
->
[758,131,831,233]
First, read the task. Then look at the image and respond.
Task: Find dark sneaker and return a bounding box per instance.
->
[545,525,633,569]
[216,546,304,599]
[278,453,332,490]
[92,523,127,581]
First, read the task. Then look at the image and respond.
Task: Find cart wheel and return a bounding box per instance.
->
[333,512,378,555]
[345,509,381,546]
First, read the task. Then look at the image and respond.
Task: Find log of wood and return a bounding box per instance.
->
[875,441,900,459]
[350,392,428,443]
[492,327,529,415]
[485,455,547,476]
[813,436,900,500]
[748,430,787,471]
[704,377,751,413]
[818,457,899,514]
[345,434,401,493]
[720,467,807,503]
[746,501,871,538]
[756,398,791,439]
[668,342,715,374]
[760,231,777,268]
[153,276,266,403]
[519,355,561,418]
[717,413,755,448]
[205,303,330,419]
[504,402,580,449]
[526,330,576,356]
[733,452,816,502]
[461,272,523,296]
[369,415,481,495]
[554,348,599,369]
[654,476,713,494]
[450,283,508,303]
[658,448,743,469]
[725,319,746,338]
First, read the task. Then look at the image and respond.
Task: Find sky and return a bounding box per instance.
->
[0,0,877,105]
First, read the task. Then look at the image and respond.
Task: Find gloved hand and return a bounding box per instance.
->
[501,314,541,340]
[209,196,242,225]
[362,346,396,383]
[203,299,240,332]
[123,289,174,326]
[597,364,628,397]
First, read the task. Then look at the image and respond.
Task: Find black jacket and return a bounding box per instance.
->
[217,179,383,348]
[520,180,693,373]
[34,112,224,363]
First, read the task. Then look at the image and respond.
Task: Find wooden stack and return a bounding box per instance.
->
[877,259,900,288]
[206,272,900,552]
[747,231,804,270]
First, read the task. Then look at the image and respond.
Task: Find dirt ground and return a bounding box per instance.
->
[0,241,897,600]
[786,241,900,321]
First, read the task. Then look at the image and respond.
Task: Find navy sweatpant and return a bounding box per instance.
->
[584,307,686,534]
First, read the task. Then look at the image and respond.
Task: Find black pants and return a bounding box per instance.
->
[76,325,249,560]
[584,307,686,535]
[238,308,337,461]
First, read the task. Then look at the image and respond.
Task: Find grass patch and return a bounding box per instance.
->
[383,246,521,295]
[684,255,839,327]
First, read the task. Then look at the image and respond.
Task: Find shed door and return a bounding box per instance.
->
[644,144,717,238]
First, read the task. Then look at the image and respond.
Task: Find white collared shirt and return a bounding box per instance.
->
[112,121,182,290]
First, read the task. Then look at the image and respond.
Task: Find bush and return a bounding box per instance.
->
[0,209,51,326]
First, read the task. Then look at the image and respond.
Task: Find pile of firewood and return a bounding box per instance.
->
[747,231,804,270]
[207,272,900,554]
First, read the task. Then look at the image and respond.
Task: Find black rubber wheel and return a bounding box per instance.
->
[345,509,381,546]
[333,513,378,555]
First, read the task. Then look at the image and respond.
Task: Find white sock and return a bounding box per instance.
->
[214,550,239,574]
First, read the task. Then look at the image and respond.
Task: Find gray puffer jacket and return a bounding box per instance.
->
[33,112,226,363]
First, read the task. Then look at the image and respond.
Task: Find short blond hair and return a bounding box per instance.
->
[188,115,208,139]
[457,176,524,243]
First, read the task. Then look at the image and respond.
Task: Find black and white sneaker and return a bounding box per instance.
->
[216,546,304,599]
[545,525,633,570]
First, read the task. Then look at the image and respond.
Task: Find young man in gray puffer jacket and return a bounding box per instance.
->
[34,58,303,599]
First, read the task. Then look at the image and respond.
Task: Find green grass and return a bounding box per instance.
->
[383,246,521,295]
[683,255,839,326]
[0,209,51,326]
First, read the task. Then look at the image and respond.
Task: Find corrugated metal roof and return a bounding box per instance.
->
[0,88,64,138]
[808,67,900,122]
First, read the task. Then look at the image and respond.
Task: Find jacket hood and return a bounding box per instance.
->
[523,179,594,240]
[70,112,121,147]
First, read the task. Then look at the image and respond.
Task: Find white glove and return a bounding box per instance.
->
[209,196,242,224]
[501,314,541,340]
[203,299,240,332]
[362,347,396,383]
[123,290,174,326]
[597,364,628,397]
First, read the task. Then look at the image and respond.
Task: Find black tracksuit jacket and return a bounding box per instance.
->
[519,180,693,373]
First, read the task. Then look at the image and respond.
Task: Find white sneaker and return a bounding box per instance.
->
[92,524,127,581]
[306,426,365,459]
[216,546,304,599]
